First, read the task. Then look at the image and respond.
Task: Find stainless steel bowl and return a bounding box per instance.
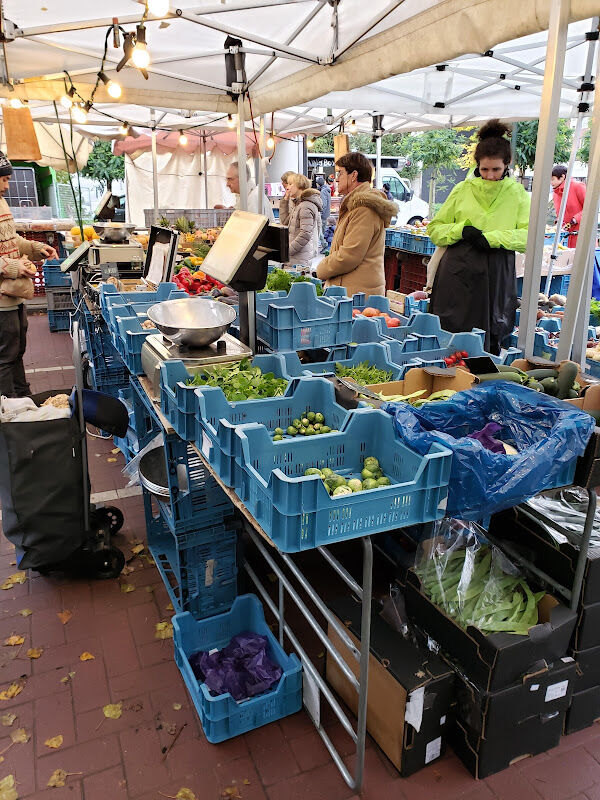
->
[138,447,170,498]
[92,222,137,243]
[146,296,237,348]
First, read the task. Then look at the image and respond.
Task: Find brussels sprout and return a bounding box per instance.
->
[333,485,353,496]
[287,426,297,436]
[347,478,363,492]
[315,412,324,424]
[377,476,391,486]
[307,411,316,422]
[304,468,322,476]
[306,426,315,435]
[274,427,284,436]
[361,468,376,481]
[321,467,334,478]
[320,426,331,434]
[301,417,309,427]
[314,423,322,431]
[326,474,346,490]
[364,457,380,472]
[293,418,302,429]
[299,428,307,435]
[273,434,283,441]
[362,478,378,490]
[330,429,339,434]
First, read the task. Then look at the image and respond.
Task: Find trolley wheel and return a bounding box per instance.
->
[96,506,124,534]
[92,546,125,580]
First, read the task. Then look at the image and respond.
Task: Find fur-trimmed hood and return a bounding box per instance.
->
[342,183,398,226]
[296,188,323,212]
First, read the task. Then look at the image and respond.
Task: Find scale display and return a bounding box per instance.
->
[60,240,91,272]
[200,210,268,285]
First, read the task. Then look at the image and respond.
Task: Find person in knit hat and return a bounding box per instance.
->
[0,150,58,397]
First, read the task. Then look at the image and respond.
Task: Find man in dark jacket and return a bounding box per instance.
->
[316,176,330,253]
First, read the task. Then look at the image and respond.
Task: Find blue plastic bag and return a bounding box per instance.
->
[383,382,594,520]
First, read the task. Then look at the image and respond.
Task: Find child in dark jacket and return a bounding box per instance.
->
[323,216,336,249]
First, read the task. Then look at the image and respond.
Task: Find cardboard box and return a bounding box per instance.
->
[325,597,455,777]
[450,658,575,778]
[575,601,600,650]
[404,568,577,692]
[367,366,476,402]
[571,643,600,692]
[489,507,600,607]
[565,685,600,734]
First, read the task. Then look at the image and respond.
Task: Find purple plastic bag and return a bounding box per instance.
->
[189,632,282,701]
[467,421,506,454]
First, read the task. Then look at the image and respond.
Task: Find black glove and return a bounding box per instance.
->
[462,225,491,251]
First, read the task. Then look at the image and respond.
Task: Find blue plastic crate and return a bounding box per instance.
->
[385,330,521,368]
[404,296,429,315]
[173,594,302,742]
[255,282,353,351]
[146,505,238,620]
[195,376,366,488]
[159,356,293,442]
[42,259,71,288]
[279,342,419,380]
[532,330,559,361]
[47,309,71,332]
[99,281,182,317]
[234,408,452,552]
[80,305,121,363]
[516,273,571,297]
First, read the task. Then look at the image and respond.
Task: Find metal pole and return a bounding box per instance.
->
[258,115,266,208]
[236,94,248,210]
[236,92,257,353]
[557,38,600,362]
[202,129,209,207]
[375,135,382,189]
[150,110,159,225]
[518,0,569,358]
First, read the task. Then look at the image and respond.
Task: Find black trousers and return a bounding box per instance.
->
[0,304,31,398]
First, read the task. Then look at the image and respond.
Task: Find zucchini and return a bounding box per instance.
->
[540,377,558,396]
[497,364,527,375]
[476,372,523,383]
[526,368,559,380]
[526,380,543,392]
[556,360,579,400]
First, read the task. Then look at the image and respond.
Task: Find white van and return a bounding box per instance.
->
[377,168,430,226]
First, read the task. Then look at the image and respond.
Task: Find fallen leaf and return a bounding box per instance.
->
[120,584,135,594]
[26,647,42,659]
[102,702,122,720]
[415,670,426,679]
[10,728,29,744]
[3,636,24,647]
[131,544,145,555]
[44,735,63,749]
[57,610,72,625]
[243,780,251,786]
[176,790,197,800]
[79,652,95,662]
[166,603,174,612]
[111,447,120,454]
[172,703,182,711]
[122,565,134,575]
[165,722,177,735]
[155,622,173,640]
[47,769,67,788]
[127,702,143,712]
[0,683,24,701]
[107,457,117,463]
[0,774,17,800]
[0,573,26,591]
[1,714,16,727]
[59,672,75,685]
[17,610,31,618]
[8,562,15,568]
[221,786,242,800]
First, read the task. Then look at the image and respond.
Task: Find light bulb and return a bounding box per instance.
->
[132,43,150,69]
[71,103,88,124]
[266,135,275,150]
[119,123,129,136]
[147,0,170,14]
[226,114,235,129]
[178,130,188,146]
[307,136,314,149]
[107,80,122,99]
[349,119,357,134]
[60,92,73,109]
[8,98,23,109]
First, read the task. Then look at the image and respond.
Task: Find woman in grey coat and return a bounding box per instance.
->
[286,173,323,267]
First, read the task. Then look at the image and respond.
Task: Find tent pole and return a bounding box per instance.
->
[150,110,159,224]
[202,129,209,207]
[544,17,598,297]
[517,0,569,359]
[556,39,600,364]
[258,115,266,203]
[237,92,257,353]
[375,135,382,189]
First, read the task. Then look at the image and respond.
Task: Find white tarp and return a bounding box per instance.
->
[1,0,598,127]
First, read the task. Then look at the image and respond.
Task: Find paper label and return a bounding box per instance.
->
[205,558,215,587]
[201,431,211,459]
[545,680,569,702]
[146,241,170,286]
[530,684,540,692]
[405,687,425,733]
[440,715,446,725]
[562,657,575,663]
[302,662,320,726]
[425,736,442,764]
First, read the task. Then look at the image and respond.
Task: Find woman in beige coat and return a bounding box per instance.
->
[317,152,397,298]
[286,174,322,268]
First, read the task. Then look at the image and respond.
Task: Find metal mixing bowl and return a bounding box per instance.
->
[147,296,237,348]
[92,222,136,243]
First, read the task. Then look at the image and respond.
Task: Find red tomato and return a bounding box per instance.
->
[386,318,400,328]
[362,307,380,317]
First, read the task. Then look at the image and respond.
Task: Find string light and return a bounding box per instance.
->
[60,86,76,109]
[132,24,150,69]
[147,0,170,15]
[349,119,357,134]
[98,71,122,99]
[8,98,24,109]
[266,133,275,150]
[119,122,130,136]
[178,130,188,146]
[226,114,235,129]
[307,136,315,149]
[71,102,89,124]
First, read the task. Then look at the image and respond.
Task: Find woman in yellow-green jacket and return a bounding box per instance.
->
[428,120,531,354]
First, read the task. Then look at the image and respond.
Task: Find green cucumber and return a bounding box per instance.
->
[476,372,523,383]
[540,377,558,396]
[525,369,559,380]
[556,360,579,400]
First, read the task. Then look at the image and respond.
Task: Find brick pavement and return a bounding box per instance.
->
[0,312,598,799]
